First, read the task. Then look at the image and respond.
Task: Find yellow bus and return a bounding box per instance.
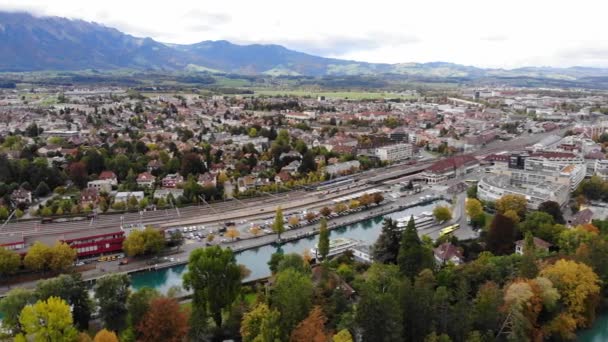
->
[439,224,460,237]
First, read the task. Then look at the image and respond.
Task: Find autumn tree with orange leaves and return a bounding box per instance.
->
[137,297,189,342]
[290,306,328,342]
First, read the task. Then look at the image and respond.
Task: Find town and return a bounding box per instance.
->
[2,83,608,341]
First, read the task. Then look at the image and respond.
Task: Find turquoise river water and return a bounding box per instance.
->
[1,200,606,337]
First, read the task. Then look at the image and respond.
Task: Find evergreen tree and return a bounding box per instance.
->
[519,232,539,279]
[317,218,330,260]
[372,218,401,264]
[273,206,285,240]
[398,216,434,278]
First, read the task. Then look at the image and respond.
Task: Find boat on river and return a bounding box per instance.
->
[310,237,360,259]
[395,211,435,229]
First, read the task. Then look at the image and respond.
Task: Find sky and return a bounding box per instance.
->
[1,0,607,69]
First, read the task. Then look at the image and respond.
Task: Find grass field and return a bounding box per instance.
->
[252,89,417,100]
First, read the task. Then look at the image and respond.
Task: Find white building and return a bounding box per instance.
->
[477,173,569,210]
[375,143,413,162]
[114,191,145,203]
[326,160,361,176]
[87,180,113,194]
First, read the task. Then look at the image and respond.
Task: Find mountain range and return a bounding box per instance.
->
[2,11,608,83]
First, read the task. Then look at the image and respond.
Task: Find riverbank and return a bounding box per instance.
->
[0,195,446,297]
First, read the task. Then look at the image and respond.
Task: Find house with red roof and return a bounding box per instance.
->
[421,155,479,184]
[137,172,156,188]
[434,242,464,265]
[99,171,118,186]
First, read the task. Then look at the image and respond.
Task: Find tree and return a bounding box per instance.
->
[18,296,78,342]
[355,264,403,342]
[127,287,160,330]
[180,152,206,177]
[34,181,51,197]
[372,192,384,205]
[123,227,165,257]
[471,281,503,334]
[250,226,262,237]
[398,215,434,278]
[519,232,539,279]
[485,214,517,255]
[519,211,554,235]
[332,329,353,342]
[541,259,600,335]
[557,226,596,254]
[496,194,527,219]
[373,218,401,264]
[23,241,51,272]
[183,246,242,331]
[268,251,285,274]
[433,206,452,222]
[0,205,8,220]
[94,274,131,332]
[290,306,328,342]
[93,329,119,342]
[137,297,189,342]
[288,216,300,226]
[538,201,565,224]
[0,246,21,276]
[503,209,520,224]
[49,242,77,272]
[23,241,76,271]
[168,231,184,250]
[277,253,310,274]
[317,218,330,260]
[299,151,317,174]
[465,198,483,220]
[273,206,285,240]
[467,184,478,199]
[359,193,374,207]
[271,268,313,337]
[240,303,282,342]
[0,288,35,334]
[36,274,92,331]
[122,230,145,257]
[68,161,88,189]
[226,228,240,241]
[320,206,332,217]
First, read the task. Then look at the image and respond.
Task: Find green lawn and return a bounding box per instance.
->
[252,89,417,100]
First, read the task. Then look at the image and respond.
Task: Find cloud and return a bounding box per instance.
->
[181,9,231,26]
[229,32,419,57]
[480,34,508,42]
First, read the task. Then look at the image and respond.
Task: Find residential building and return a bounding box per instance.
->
[137,172,156,188]
[375,143,413,162]
[326,160,361,176]
[162,173,184,188]
[515,237,552,255]
[98,171,118,186]
[434,242,464,265]
[10,189,32,204]
[114,191,145,203]
[87,179,113,193]
[80,188,99,207]
[153,188,184,200]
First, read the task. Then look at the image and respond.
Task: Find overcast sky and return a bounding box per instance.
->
[1,0,607,69]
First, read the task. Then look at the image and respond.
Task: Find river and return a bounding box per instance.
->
[130,200,446,292]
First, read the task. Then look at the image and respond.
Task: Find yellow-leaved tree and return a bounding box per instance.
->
[541,259,600,339]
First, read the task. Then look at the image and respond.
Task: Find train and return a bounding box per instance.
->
[308,177,355,191]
